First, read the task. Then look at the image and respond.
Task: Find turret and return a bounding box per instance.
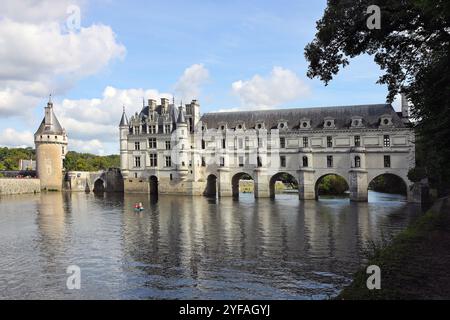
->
[119,106,129,178]
[34,95,68,191]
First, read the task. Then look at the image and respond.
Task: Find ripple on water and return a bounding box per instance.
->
[0,191,421,299]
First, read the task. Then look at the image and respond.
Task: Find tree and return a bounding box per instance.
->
[305,0,450,191]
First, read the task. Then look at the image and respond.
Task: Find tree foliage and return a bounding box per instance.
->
[305,0,450,191]
[369,174,407,194]
[0,147,119,172]
[0,147,35,170]
[317,175,349,195]
[63,151,120,172]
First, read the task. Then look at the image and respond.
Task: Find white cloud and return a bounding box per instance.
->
[231,66,310,109]
[174,64,209,101]
[53,86,172,153]
[0,128,34,148]
[0,0,83,24]
[70,139,106,155]
[0,1,126,117]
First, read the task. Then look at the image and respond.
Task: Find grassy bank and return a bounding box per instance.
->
[338,197,450,300]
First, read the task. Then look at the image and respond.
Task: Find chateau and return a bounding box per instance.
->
[119,97,416,202]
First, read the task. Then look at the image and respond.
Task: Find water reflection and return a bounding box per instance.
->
[0,191,421,299]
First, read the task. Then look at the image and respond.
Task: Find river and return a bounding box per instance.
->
[0,191,421,299]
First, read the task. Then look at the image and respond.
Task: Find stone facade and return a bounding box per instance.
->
[120,98,417,202]
[34,99,68,191]
[64,168,124,192]
[0,178,41,195]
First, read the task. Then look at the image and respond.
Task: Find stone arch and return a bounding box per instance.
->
[314,173,349,200]
[93,178,105,193]
[231,172,254,198]
[368,173,408,196]
[269,172,298,199]
[204,174,218,197]
[149,175,158,195]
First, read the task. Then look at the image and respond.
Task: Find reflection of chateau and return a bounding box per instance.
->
[34,98,68,191]
[120,97,416,202]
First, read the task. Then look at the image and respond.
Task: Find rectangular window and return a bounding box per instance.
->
[134,156,141,168]
[149,153,157,167]
[384,155,391,168]
[258,138,263,148]
[280,137,286,149]
[165,124,171,133]
[245,137,250,150]
[280,156,286,167]
[135,142,140,150]
[165,156,172,167]
[165,141,171,150]
[303,137,309,148]
[327,136,333,148]
[134,126,140,135]
[222,138,226,149]
[201,157,206,167]
[384,135,390,147]
[220,157,225,167]
[149,125,156,134]
[302,156,308,167]
[142,125,147,134]
[257,156,262,167]
[201,140,206,150]
[354,135,361,147]
[238,138,243,149]
[327,155,333,168]
[239,156,244,167]
[148,138,157,149]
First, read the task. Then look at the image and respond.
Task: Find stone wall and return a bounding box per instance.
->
[0,178,41,195]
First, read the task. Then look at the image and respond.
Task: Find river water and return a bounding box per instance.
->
[0,191,421,300]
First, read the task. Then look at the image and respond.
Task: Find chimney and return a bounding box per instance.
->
[401,93,409,118]
[148,99,156,111]
[161,98,169,113]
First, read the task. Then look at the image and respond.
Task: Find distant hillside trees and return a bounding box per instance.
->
[63,151,120,171]
[0,147,35,170]
[0,147,119,172]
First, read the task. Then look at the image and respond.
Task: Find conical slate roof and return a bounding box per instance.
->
[35,102,65,135]
[177,106,186,124]
[119,109,129,126]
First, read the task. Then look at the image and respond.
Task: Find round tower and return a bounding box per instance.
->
[174,105,189,179]
[119,106,129,178]
[34,97,68,191]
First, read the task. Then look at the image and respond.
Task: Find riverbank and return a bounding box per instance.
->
[338,196,450,299]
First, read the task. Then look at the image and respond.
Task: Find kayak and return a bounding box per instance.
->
[134,207,144,211]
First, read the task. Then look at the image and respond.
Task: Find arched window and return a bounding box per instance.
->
[302,156,308,167]
[355,156,361,168]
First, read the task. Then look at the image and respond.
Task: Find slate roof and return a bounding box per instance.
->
[35,103,65,135]
[200,104,405,130]
[119,110,129,126]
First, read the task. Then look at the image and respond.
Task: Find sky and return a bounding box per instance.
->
[0,0,402,155]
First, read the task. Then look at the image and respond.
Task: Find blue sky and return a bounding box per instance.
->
[0,0,398,154]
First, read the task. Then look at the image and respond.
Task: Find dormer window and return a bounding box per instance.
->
[218,122,227,131]
[278,121,288,130]
[351,116,364,128]
[256,122,265,130]
[236,122,245,130]
[323,117,335,129]
[379,115,393,127]
[300,118,311,129]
